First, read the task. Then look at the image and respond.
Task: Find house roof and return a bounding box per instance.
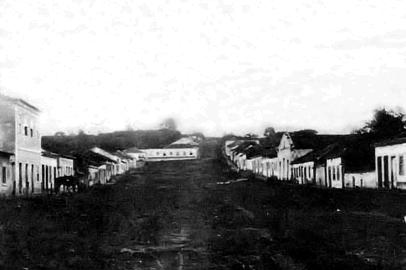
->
[170,137,199,146]
[291,143,341,165]
[79,151,116,167]
[41,149,59,159]
[261,147,278,158]
[90,147,119,163]
[0,94,40,112]
[125,147,144,154]
[324,136,376,173]
[245,144,265,159]
[164,144,198,149]
[232,141,257,155]
[288,131,348,150]
[114,151,134,160]
[375,136,406,148]
[227,141,242,149]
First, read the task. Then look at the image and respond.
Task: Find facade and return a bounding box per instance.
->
[277,133,314,180]
[325,157,344,188]
[0,95,41,196]
[292,160,315,185]
[324,137,375,189]
[142,147,199,161]
[124,147,146,161]
[90,147,120,176]
[57,156,75,177]
[261,157,279,178]
[375,138,406,190]
[41,151,58,193]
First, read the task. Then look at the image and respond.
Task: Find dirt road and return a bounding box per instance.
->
[1,140,405,269]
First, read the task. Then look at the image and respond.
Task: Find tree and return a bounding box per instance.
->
[54,131,65,137]
[264,127,276,138]
[160,118,177,130]
[356,108,406,139]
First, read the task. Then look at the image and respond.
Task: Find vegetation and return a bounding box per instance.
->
[1,141,405,269]
[355,108,406,139]
[42,129,182,155]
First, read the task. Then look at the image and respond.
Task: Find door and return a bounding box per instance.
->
[383,156,389,188]
[31,165,34,194]
[25,164,29,195]
[18,163,22,194]
[377,157,382,188]
[391,156,396,189]
[12,164,16,195]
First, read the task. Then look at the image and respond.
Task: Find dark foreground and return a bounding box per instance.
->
[0,140,406,269]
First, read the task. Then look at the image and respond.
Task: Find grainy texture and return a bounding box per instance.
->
[0,139,405,269]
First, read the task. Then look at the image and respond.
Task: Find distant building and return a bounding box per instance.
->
[139,137,200,162]
[57,155,75,177]
[124,147,146,161]
[0,94,41,196]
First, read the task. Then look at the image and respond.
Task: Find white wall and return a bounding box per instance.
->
[326,157,344,188]
[143,147,199,161]
[375,143,406,189]
[344,172,376,188]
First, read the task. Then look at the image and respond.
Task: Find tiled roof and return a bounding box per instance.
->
[289,131,348,150]
[375,136,406,147]
[233,141,257,154]
[291,143,341,165]
[125,147,144,153]
[164,144,198,149]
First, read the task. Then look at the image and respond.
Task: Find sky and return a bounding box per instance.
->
[1,0,406,136]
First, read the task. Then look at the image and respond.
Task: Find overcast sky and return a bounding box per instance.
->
[1,0,406,136]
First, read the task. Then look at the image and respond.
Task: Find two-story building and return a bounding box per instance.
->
[0,94,41,196]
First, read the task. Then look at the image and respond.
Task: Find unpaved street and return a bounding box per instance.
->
[1,140,406,269]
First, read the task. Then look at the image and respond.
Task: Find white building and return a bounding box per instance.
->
[139,137,200,162]
[375,137,406,190]
[0,94,42,196]
[124,147,146,161]
[41,150,58,193]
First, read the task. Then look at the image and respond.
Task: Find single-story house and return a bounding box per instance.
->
[375,137,406,190]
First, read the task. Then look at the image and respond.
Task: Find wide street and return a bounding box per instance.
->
[1,139,406,269]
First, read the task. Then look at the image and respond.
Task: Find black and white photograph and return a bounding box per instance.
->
[1,1,406,269]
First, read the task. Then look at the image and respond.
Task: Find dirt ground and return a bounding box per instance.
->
[0,140,406,269]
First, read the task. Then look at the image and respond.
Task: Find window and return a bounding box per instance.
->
[24,126,28,136]
[2,167,6,184]
[332,167,336,181]
[156,152,160,156]
[400,155,405,176]
[30,128,33,137]
[189,152,193,156]
[176,152,179,156]
[169,152,173,156]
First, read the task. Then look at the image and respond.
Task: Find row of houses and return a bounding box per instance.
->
[225,131,406,190]
[0,94,144,196]
[0,92,201,196]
